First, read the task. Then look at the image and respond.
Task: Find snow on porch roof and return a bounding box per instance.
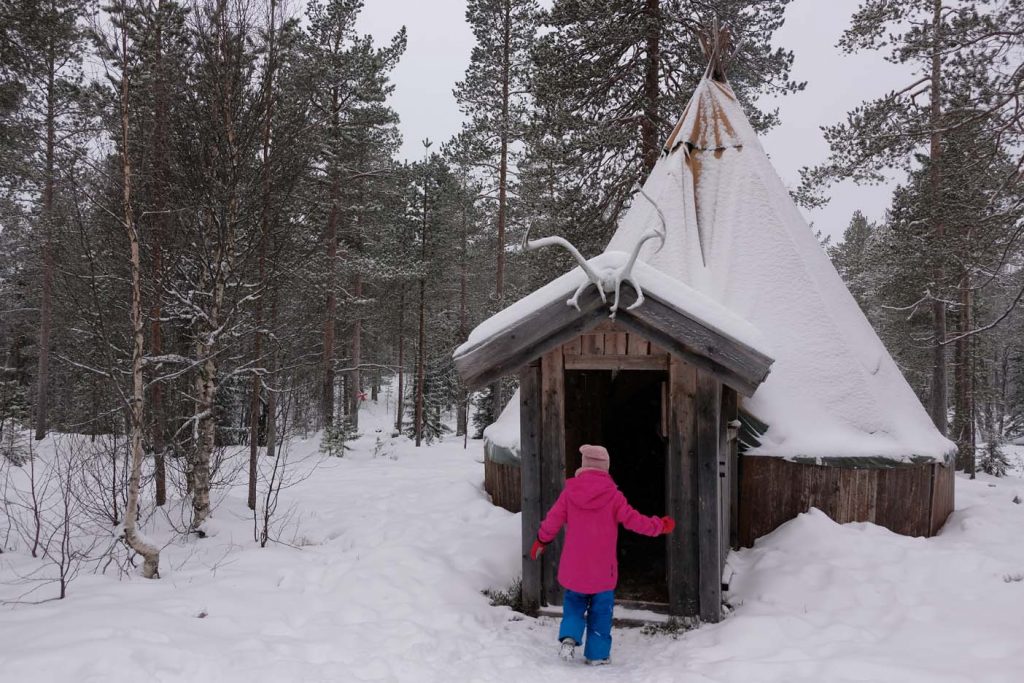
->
[453,250,774,397]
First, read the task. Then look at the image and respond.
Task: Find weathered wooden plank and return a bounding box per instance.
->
[613,314,760,397]
[616,285,773,394]
[607,332,628,355]
[930,464,954,535]
[737,458,944,546]
[484,459,521,513]
[454,289,606,389]
[540,349,566,606]
[880,464,933,537]
[667,357,698,617]
[563,336,582,356]
[720,388,738,558]
[582,332,605,355]
[519,362,543,614]
[591,319,620,334]
[627,333,649,356]
[696,373,722,623]
[563,354,669,371]
[648,341,668,357]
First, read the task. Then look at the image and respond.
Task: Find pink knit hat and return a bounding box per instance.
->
[578,444,610,473]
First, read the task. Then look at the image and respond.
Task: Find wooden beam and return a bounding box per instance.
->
[563,354,669,371]
[720,388,738,560]
[667,357,699,617]
[696,372,723,623]
[607,331,628,355]
[627,333,649,356]
[519,362,543,615]
[722,389,740,549]
[454,289,607,389]
[540,349,566,606]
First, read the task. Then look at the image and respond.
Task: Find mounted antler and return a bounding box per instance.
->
[523,187,667,318]
[523,234,608,309]
[608,187,667,315]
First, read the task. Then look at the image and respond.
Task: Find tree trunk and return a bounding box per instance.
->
[457,200,469,438]
[322,177,339,428]
[496,0,511,302]
[119,17,160,577]
[414,167,428,446]
[926,0,948,436]
[192,2,239,531]
[150,0,169,506]
[395,287,405,433]
[640,0,661,176]
[249,0,278,511]
[415,277,425,446]
[35,60,57,442]
[998,347,1008,436]
[347,274,362,430]
[265,296,279,460]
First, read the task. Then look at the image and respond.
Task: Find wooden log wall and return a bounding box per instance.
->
[484,458,521,513]
[929,463,955,535]
[738,458,955,547]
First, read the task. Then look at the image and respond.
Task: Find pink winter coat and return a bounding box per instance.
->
[537,469,666,594]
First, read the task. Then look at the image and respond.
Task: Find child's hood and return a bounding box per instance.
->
[566,470,619,510]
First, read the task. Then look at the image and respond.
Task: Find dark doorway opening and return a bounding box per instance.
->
[564,369,668,604]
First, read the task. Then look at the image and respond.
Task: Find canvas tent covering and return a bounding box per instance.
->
[469,76,954,467]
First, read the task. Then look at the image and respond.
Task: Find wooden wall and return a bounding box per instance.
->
[483,459,521,513]
[737,457,955,546]
[562,320,669,370]
[930,463,955,535]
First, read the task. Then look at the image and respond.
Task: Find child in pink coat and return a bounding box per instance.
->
[530,444,674,665]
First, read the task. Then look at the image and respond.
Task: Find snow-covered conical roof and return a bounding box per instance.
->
[608,77,954,463]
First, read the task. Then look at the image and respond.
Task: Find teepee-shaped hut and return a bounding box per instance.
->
[453,30,955,622]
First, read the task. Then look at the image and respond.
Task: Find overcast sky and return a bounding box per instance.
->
[357,0,916,242]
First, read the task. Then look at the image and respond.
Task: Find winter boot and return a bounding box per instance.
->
[559,638,577,662]
[585,658,611,666]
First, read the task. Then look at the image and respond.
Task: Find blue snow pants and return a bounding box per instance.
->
[559,589,615,661]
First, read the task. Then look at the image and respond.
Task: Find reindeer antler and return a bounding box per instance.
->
[524,186,670,318]
[525,235,607,309]
[607,188,667,315]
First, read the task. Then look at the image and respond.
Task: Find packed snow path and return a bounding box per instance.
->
[2,405,1024,681]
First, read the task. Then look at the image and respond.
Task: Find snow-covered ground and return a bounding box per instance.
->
[2,400,1024,682]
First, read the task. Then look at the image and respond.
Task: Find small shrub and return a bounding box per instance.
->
[483,577,524,612]
[320,419,357,457]
[978,440,1011,477]
[641,616,697,638]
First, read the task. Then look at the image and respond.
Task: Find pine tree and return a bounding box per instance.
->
[302,0,405,429]
[828,211,881,324]
[799,0,1024,439]
[453,0,537,303]
[10,0,90,439]
[526,0,800,259]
